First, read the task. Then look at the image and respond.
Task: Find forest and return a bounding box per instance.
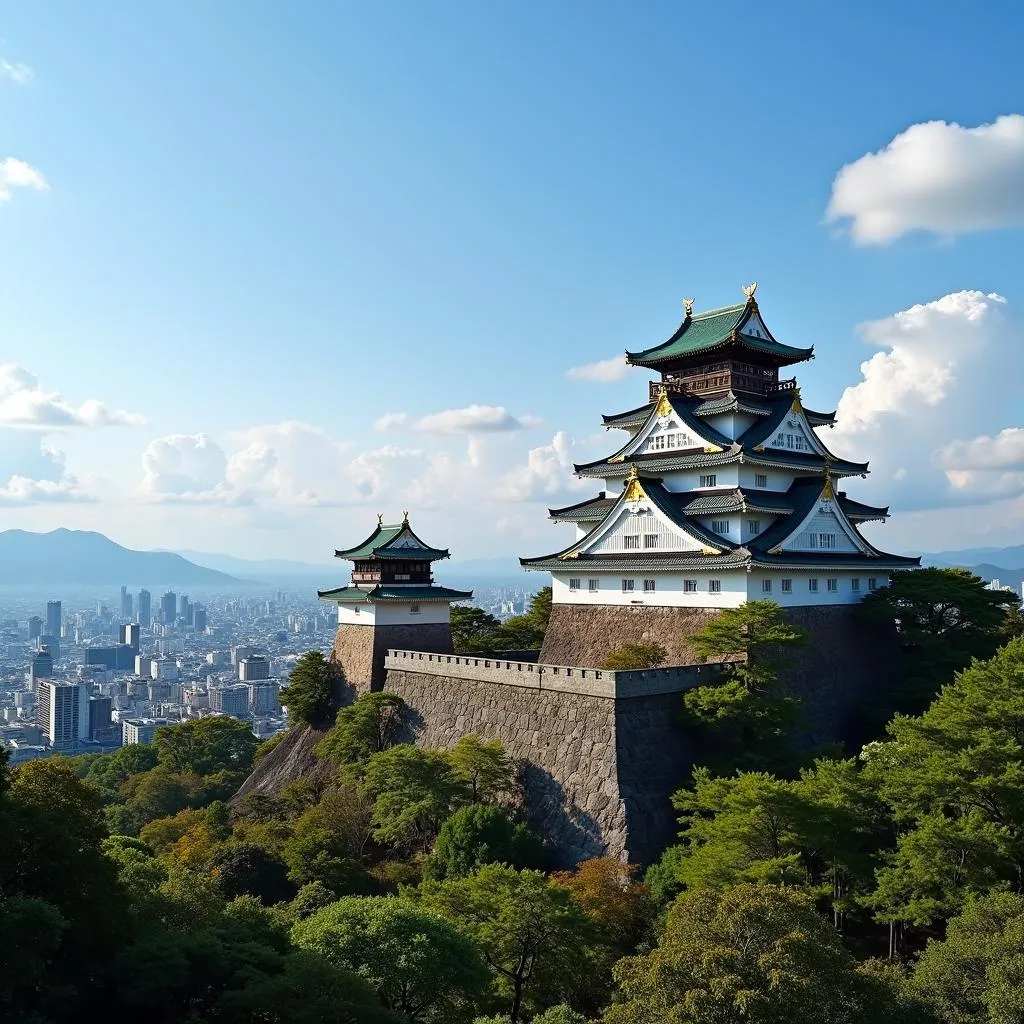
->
[3,567,1024,1023]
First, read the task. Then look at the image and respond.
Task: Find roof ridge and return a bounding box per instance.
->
[689,300,747,322]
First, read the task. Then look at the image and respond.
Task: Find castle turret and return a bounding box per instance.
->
[319,512,472,692]
[522,284,919,665]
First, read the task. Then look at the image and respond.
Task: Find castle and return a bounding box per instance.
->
[310,286,918,866]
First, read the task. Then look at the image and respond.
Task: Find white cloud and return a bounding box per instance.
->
[827,115,1024,244]
[1,60,34,85]
[140,434,230,501]
[0,157,47,203]
[378,403,542,434]
[0,431,95,504]
[566,356,633,383]
[827,290,1024,543]
[495,431,590,502]
[0,475,92,504]
[0,364,145,428]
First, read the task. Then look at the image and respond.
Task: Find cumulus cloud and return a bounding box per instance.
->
[140,434,231,501]
[495,431,590,502]
[0,431,94,504]
[1,60,33,85]
[827,290,1024,541]
[827,115,1024,244]
[0,475,92,504]
[0,157,47,203]
[377,404,542,434]
[566,356,633,383]
[0,364,145,428]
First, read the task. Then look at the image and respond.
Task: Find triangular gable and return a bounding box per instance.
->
[738,308,772,343]
[559,472,724,559]
[611,390,724,462]
[761,398,829,458]
[771,483,875,556]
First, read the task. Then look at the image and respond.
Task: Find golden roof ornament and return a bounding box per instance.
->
[654,385,672,418]
[683,297,695,317]
[790,385,802,414]
[821,459,835,501]
[623,464,645,503]
[741,281,758,300]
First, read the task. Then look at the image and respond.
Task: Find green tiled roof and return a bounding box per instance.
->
[602,402,654,430]
[335,520,450,561]
[693,393,774,417]
[317,586,373,603]
[521,551,750,572]
[626,299,813,368]
[318,584,472,603]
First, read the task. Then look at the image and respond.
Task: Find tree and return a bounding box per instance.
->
[83,743,159,802]
[451,605,504,653]
[863,636,1024,928]
[911,891,1024,1024]
[282,827,378,895]
[860,567,1020,713]
[316,692,407,769]
[424,804,544,880]
[292,896,489,1021]
[496,588,552,651]
[419,863,593,1023]
[154,716,258,776]
[210,843,295,905]
[605,884,889,1024]
[361,745,469,849]
[121,768,194,829]
[599,642,667,671]
[280,650,339,726]
[448,735,516,803]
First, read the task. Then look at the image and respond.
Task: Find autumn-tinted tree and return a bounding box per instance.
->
[423,804,544,881]
[599,642,667,671]
[292,896,489,1021]
[280,650,340,726]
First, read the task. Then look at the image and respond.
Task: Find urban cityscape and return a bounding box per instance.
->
[0,580,537,763]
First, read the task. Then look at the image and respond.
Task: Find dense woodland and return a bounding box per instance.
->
[4,568,1024,1022]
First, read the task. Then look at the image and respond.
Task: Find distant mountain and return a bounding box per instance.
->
[0,529,241,587]
[921,544,1024,567]
[170,549,333,581]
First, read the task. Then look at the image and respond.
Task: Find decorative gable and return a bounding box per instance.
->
[739,310,771,342]
[585,503,707,555]
[775,496,871,555]
[615,393,721,461]
[763,404,827,457]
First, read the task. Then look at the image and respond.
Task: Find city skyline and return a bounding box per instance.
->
[1,2,1023,561]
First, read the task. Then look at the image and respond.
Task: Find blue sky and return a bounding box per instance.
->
[1,1,1023,562]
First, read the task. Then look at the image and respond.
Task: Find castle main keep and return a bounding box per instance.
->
[315,286,918,866]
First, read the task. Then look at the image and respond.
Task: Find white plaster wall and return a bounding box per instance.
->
[337,601,451,626]
[737,466,794,491]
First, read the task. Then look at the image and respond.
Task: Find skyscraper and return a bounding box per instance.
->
[36,680,89,749]
[180,595,192,626]
[28,616,43,640]
[120,585,133,620]
[46,600,62,639]
[138,589,152,628]
[238,655,270,682]
[193,606,207,632]
[161,591,177,625]
[119,622,141,652]
[30,646,53,687]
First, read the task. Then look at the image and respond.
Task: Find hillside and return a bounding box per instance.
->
[0,529,241,586]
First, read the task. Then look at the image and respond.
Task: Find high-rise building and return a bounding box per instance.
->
[180,595,192,626]
[161,591,177,624]
[46,600,62,639]
[119,623,141,651]
[120,585,133,620]
[39,634,60,661]
[238,655,270,682]
[30,646,53,687]
[28,615,43,640]
[122,718,167,745]
[248,680,281,715]
[193,606,207,632]
[138,589,152,628]
[36,680,89,749]
[210,683,250,719]
[88,695,113,739]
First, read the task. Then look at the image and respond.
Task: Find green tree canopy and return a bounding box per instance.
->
[280,650,340,726]
[419,863,593,1023]
[154,715,258,776]
[210,842,295,905]
[599,642,666,671]
[292,896,489,1021]
[448,735,516,804]
[316,692,407,769]
[424,804,544,881]
[451,605,504,653]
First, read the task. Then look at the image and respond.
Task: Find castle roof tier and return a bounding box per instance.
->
[318,583,473,604]
[334,515,451,562]
[522,471,917,573]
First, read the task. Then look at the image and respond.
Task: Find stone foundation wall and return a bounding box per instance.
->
[332,621,453,692]
[540,604,722,667]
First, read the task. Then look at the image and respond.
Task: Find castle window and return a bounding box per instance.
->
[851,578,861,592]
[643,579,656,592]
[755,474,768,488]
[700,474,717,488]
[711,520,730,535]
[644,534,659,548]
[621,579,635,593]
[868,578,877,591]
[808,579,819,593]
[762,579,772,593]
[684,579,697,592]
[666,433,677,448]
[819,533,837,550]
[569,578,581,591]
[781,578,792,593]
[588,579,600,592]
[827,578,838,592]
[410,604,421,614]
[651,434,666,451]
[709,580,722,593]
[623,534,640,549]
[747,519,761,536]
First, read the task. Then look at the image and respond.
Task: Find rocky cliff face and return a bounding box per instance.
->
[232,723,333,803]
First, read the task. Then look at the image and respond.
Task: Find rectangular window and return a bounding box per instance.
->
[644,534,659,548]
[868,578,877,591]
[711,520,730,535]
[819,533,837,550]
[621,579,634,593]
[762,579,772,593]
[808,533,818,549]
[683,579,697,593]
[643,579,656,592]
[851,578,861,593]
[569,578,581,591]
[747,519,761,536]
[409,604,421,614]
[650,434,666,451]
[808,579,819,593]
[755,473,768,488]
[700,474,717,488]
[623,534,640,549]
[588,579,600,592]
[827,578,838,592]
[665,433,677,448]
[709,580,722,593]
[781,579,792,593]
